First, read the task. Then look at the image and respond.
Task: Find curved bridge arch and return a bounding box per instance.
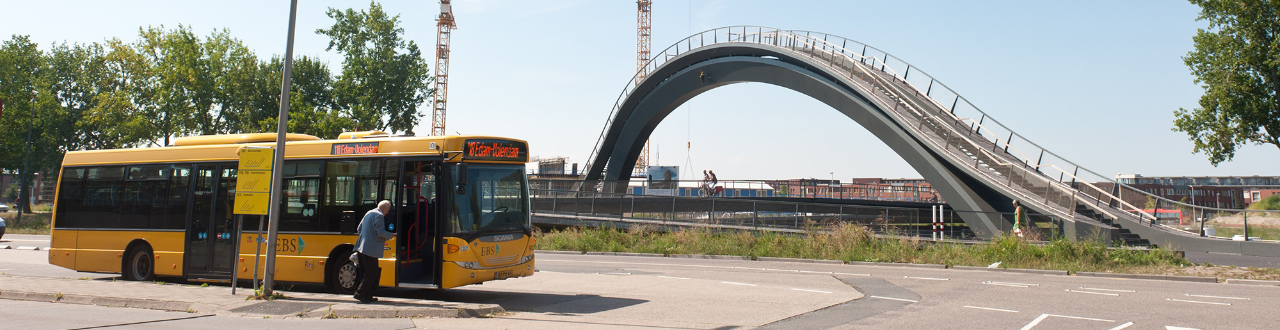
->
[584,40,1027,237]
[581,27,1280,253]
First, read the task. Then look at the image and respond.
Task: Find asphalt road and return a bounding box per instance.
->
[3,248,1279,329]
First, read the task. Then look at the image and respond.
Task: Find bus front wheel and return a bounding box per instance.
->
[124,246,156,281]
[329,255,358,294]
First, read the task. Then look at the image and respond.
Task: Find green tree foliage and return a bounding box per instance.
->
[1175,0,1280,165]
[317,1,432,134]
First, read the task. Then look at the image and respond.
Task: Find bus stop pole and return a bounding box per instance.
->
[262,0,298,297]
[231,215,242,295]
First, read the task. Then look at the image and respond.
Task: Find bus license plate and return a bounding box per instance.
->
[494,270,513,279]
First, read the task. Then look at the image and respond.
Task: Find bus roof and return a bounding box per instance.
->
[62,134,529,166]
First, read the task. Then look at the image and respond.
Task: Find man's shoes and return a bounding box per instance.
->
[356,296,378,304]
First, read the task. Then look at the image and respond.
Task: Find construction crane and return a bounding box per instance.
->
[633,0,652,177]
[430,0,457,136]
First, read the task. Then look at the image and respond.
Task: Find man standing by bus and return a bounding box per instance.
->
[354,200,394,303]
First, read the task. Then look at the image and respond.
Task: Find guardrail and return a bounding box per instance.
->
[584,26,1280,242]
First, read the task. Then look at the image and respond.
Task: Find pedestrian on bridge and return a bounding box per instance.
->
[1012,200,1025,238]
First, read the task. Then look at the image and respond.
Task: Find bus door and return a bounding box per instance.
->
[397,160,440,288]
[184,163,237,278]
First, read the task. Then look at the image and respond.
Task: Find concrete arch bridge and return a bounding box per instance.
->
[578,26,1280,256]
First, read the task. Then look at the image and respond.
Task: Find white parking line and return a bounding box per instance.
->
[791,288,832,294]
[869,295,918,303]
[986,281,1039,286]
[1166,298,1230,306]
[1065,289,1119,296]
[598,272,632,275]
[1184,294,1249,300]
[1108,321,1135,329]
[721,281,757,286]
[983,282,1030,288]
[1020,313,1115,330]
[1080,287,1135,293]
[962,305,1018,313]
[655,275,689,280]
[903,276,949,281]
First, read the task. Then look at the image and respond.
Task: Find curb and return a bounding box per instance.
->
[0,290,193,312]
[1223,279,1280,286]
[873,262,947,269]
[534,250,583,255]
[309,306,503,319]
[950,265,1069,276]
[583,251,665,258]
[755,257,843,264]
[1075,272,1217,283]
[669,254,751,260]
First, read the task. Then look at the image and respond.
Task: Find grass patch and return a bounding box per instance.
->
[536,223,1192,275]
[2,212,51,235]
[1207,225,1280,241]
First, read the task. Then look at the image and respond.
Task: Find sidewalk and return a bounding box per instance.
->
[0,274,502,319]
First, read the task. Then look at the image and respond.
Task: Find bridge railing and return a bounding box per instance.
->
[531,187,1066,241]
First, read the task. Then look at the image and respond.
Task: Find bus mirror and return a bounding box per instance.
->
[455,163,468,194]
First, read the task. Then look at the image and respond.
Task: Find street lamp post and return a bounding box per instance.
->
[261,0,299,297]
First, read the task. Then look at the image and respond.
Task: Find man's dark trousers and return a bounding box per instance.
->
[354,253,380,301]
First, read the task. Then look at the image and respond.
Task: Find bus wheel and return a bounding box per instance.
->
[329,256,358,294]
[124,246,156,281]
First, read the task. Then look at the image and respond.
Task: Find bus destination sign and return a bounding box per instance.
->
[332,142,380,155]
[464,139,527,162]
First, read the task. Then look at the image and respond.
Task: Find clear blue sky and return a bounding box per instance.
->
[3,0,1277,181]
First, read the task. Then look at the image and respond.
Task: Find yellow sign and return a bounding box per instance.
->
[234,192,270,215]
[238,148,274,170]
[237,170,272,193]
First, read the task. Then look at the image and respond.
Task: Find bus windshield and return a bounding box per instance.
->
[448,164,529,237]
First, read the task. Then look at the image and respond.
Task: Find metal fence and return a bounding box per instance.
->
[531,187,1064,241]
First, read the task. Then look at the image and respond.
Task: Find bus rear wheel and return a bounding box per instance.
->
[124,246,155,281]
[329,255,358,294]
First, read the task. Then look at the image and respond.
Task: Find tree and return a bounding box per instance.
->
[1175,0,1280,165]
[317,1,432,135]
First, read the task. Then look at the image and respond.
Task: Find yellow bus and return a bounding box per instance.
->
[48,131,535,290]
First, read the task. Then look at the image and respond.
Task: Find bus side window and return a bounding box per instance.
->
[279,161,322,232]
[84,166,125,229]
[166,165,191,230]
[54,168,87,228]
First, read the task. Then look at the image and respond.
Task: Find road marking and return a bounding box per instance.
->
[1108,322,1135,329]
[1065,289,1119,296]
[963,305,1018,313]
[1184,294,1249,300]
[983,282,1029,288]
[1166,298,1230,306]
[903,276,949,281]
[598,272,632,275]
[1165,326,1202,330]
[1080,287,1135,293]
[791,288,832,294]
[655,275,689,280]
[986,281,1038,286]
[869,295,918,303]
[721,281,757,286]
[1020,313,1115,330]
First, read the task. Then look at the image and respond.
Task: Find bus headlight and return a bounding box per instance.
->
[519,254,534,264]
[454,261,480,269]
